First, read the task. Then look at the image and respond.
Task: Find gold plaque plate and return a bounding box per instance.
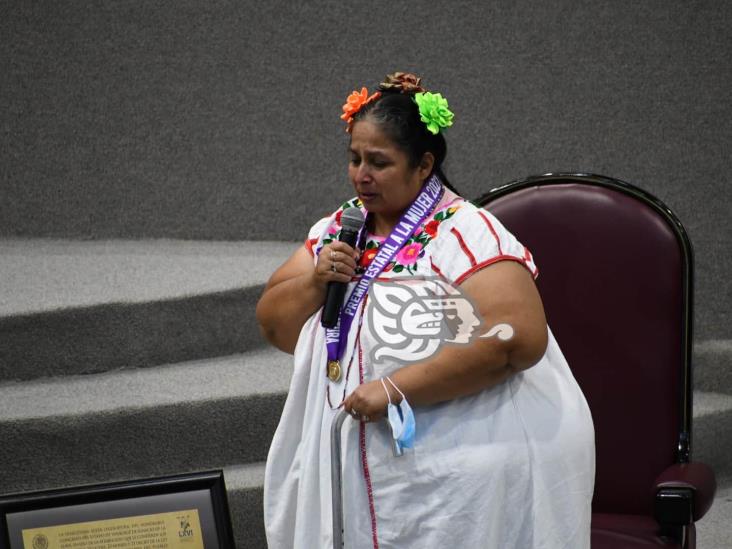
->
[22,509,204,549]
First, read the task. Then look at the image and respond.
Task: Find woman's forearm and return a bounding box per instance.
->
[343,321,546,421]
[256,242,360,354]
[390,266,548,406]
[373,319,546,411]
[256,272,326,354]
[390,337,516,406]
[341,262,549,420]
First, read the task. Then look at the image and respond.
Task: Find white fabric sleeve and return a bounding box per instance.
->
[303,216,332,257]
[429,205,539,285]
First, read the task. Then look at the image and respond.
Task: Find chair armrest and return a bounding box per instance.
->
[653,462,717,522]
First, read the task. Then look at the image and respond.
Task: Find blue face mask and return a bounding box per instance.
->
[382,377,415,454]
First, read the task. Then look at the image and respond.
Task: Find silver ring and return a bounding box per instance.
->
[331,261,337,273]
[331,250,336,260]
[361,415,370,422]
[350,410,360,419]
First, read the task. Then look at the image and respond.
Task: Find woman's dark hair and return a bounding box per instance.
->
[352,91,459,195]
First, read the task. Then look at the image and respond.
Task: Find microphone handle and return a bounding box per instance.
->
[321,228,360,328]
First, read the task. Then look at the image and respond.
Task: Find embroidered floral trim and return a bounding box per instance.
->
[320,199,463,276]
[358,247,380,269]
[318,198,363,254]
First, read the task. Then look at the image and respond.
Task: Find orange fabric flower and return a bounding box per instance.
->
[340,87,381,129]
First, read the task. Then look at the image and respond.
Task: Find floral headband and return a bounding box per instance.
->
[340,72,454,135]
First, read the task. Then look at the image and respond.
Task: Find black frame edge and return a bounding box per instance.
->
[0,470,236,549]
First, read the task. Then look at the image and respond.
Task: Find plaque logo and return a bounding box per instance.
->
[178,515,194,539]
[32,534,49,549]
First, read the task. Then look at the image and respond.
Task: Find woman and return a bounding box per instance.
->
[257,72,595,548]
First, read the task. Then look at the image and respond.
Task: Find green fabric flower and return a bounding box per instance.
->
[414,92,454,134]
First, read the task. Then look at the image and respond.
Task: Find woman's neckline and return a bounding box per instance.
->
[364,212,398,239]
[357,185,463,239]
[366,231,386,241]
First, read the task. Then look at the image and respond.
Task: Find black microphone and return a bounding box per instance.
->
[321,208,366,328]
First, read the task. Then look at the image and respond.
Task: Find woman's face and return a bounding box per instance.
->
[348,119,432,230]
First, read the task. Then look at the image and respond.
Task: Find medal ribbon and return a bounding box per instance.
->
[325,174,445,379]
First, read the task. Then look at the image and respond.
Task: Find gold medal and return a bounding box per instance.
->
[327,360,341,382]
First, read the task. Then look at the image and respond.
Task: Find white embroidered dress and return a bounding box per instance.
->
[264,188,595,549]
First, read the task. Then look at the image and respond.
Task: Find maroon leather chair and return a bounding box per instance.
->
[477,173,716,548]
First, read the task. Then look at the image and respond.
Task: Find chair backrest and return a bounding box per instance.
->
[477,173,694,516]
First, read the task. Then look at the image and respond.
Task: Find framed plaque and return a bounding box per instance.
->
[0,471,235,549]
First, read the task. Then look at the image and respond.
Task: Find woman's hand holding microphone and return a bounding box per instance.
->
[313,242,360,287]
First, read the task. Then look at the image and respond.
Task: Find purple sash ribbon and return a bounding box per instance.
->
[325,174,445,379]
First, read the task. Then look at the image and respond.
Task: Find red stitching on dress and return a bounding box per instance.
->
[450,227,477,267]
[430,258,446,278]
[342,304,365,391]
[454,255,535,285]
[304,238,317,256]
[477,210,504,255]
[523,247,539,278]
[357,317,380,549]
[351,275,396,283]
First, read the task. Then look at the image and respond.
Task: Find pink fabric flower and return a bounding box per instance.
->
[396,243,422,266]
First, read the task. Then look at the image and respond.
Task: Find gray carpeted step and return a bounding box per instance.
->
[693,391,732,479]
[224,463,267,549]
[1,355,727,497]
[0,348,293,495]
[694,339,732,395]
[0,238,298,382]
[695,476,732,549]
[3,457,727,549]
[693,342,732,480]
[2,383,728,547]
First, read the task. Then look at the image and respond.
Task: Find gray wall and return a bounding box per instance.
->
[2,0,730,339]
